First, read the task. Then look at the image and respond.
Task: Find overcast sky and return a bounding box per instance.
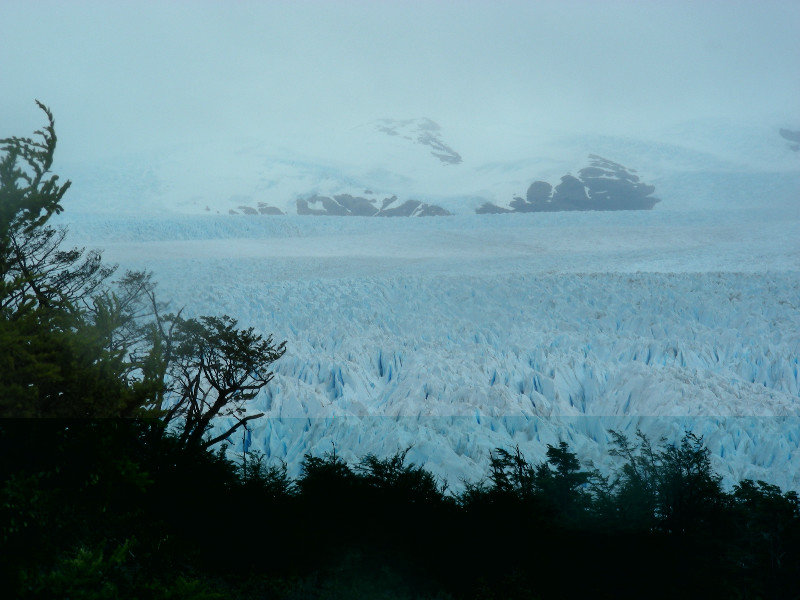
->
[1,0,798,162]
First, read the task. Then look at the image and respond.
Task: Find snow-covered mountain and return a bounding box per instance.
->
[60,117,800,217]
[373,117,463,165]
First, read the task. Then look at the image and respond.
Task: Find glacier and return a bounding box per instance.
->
[59,204,800,491]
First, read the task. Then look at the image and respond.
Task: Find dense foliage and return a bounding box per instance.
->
[2,106,799,599]
[3,423,799,599]
[0,103,285,433]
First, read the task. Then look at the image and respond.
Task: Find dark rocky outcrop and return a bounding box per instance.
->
[417,130,462,165]
[578,155,657,210]
[526,181,553,204]
[331,194,380,216]
[381,195,398,210]
[476,202,511,214]
[297,193,451,217]
[229,202,285,215]
[375,118,462,165]
[779,128,800,152]
[552,175,590,210]
[508,196,529,212]
[257,202,284,215]
[476,155,659,213]
[377,199,451,217]
[297,195,351,216]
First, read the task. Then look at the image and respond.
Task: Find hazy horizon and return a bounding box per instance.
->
[2,0,799,164]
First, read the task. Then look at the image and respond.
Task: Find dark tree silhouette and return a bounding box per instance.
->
[158,314,286,449]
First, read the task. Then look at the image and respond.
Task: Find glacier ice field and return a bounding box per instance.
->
[62,206,800,490]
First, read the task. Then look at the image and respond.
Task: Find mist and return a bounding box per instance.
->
[2,0,798,164]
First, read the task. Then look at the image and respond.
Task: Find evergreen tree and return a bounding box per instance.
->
[0,103,285,444]
[0,101,111,317]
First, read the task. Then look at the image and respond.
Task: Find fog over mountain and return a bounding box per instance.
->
[2,0,798,198]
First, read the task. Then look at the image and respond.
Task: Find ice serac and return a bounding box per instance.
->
[189,267,800,490]
[67,207,800,492]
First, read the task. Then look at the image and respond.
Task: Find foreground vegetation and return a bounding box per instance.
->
[2,106,799,599]
[2,423,799,599]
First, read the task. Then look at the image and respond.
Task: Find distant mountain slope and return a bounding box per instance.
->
[58,117,800,217]
[780,128,800,152]
[374,117,463,165]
